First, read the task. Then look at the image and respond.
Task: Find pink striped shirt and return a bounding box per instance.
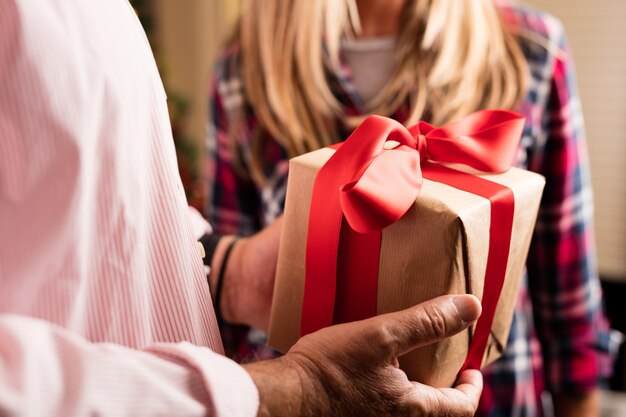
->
[0,0,258,415]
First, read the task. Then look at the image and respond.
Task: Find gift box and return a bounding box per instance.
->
[268,111,545,387]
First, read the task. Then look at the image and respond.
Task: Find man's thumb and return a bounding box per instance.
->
[374,294,482,358]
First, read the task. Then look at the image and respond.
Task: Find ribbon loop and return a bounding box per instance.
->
[340,144,422,233]
[418,110,525,173]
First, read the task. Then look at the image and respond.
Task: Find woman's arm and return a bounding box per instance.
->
[526,24,614,417]
[207,217,282,331]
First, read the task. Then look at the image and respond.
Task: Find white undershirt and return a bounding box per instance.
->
[340,36,397,105]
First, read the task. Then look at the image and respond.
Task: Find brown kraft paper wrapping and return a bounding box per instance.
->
[268,147,545,387]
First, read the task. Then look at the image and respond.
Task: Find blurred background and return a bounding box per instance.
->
[131,0,625,413]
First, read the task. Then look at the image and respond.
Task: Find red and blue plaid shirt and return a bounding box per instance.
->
[206,4,616,416]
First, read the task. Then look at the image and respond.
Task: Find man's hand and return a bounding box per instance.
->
[208,217,283,330]
[244,294,483,417]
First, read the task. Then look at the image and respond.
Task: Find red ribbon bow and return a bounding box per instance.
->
[338,110,524,234]
[302,110,525,373]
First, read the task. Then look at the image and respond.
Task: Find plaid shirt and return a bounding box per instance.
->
[206,4,616,416]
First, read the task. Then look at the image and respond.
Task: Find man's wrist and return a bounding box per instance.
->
[243,355,329,417]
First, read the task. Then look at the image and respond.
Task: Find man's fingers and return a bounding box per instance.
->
[373,294,481,358]
[451,369,483,406]
[403,370,483,417]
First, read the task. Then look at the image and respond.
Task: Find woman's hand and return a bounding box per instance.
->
[209,216,283,330]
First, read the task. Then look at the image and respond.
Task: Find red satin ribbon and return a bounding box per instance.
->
[302,110,525,372]
[420,163,515,371]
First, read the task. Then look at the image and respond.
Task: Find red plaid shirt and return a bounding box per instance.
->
[206,4,616,416]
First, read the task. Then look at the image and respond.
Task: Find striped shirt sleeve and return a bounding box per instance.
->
[0,314,258,417]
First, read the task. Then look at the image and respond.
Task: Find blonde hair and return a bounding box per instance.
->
[235,0,529,183]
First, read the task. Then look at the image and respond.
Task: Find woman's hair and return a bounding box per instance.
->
[232,0,529,183]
